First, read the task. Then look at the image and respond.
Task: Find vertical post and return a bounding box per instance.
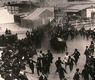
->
[29,0,31,11]
[11,6,12,13]
[91,5,94,27]
[76,20,77,28]
[54,5,56,19]
[14,6,15,14]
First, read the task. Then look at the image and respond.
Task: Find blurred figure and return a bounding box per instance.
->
[89,41,94,55]
[55,57,63,73]
[57,67,67,80]
[84,46,90,63]
[82,66,89,80]
[39,72,48,80]
[46,50,53,63]
[73,68,80,80]
[36,58,42,76]
[72,49,80,65]
[68,56,75,71]
[63,52,69,69]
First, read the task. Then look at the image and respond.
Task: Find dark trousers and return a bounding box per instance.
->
[30,67,34,74]
[37,68,40,76]
[69,64,73,71]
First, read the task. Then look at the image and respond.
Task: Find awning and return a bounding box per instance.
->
[65,4,94,13]
[65,9,80,12]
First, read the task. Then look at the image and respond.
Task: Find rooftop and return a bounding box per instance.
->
[65,4,95,12]
[24,7,54,20]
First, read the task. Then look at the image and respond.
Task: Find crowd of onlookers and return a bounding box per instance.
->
[0,41,37,80]
[49,24,95,41]
[49,24,95,52]
[0,29,38,80]
[0,26,95,80]
[1,41,94,80]
[0,28,17,46]
[26,28,44,48]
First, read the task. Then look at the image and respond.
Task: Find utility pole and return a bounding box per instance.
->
[91,5,94,27]
[29,0,31,11]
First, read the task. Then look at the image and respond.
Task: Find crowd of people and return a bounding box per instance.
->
[54,40,95,80]
[0,41,37,80]
[0,28,18,46]
[48,23,95,53]
[54,48,80,80]
[36,41,95,80]
[49,24,95,41]
[0,25,95,80]
[16,40,94,80]
[26,28,44,48]
[27,50,53,76]
[0,29,39,80]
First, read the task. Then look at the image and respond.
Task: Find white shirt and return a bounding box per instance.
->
[0,75,4,80]
[63,55,69,63]
[37,52,43,58]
